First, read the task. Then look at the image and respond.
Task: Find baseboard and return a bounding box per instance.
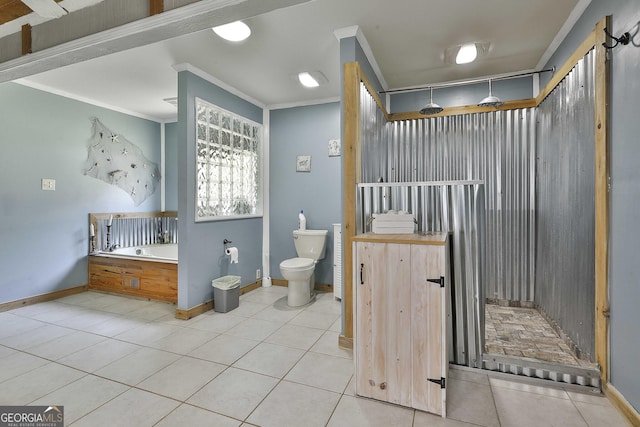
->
[0,285,89,312]
[338,334,353,350]
[604,382,640,426]
[240,280,262,295]
[315,283,333,293]
[175,280,263,320]
[271,278,333,293]
[175,300,214,320]
[271,278,288,287]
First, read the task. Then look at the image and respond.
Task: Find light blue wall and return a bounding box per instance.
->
[340,37,384,93]
[389,78,534,113]
[0,82,161,304]
[164,121,178,211]
[336,35,385,304]
[176,71,263,309]
[544,0,640,411]
[269,102,342,285]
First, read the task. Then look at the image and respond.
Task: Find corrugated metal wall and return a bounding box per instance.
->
[96,216,178,251]
[374,110,537,303]
[535,50,596,360]
[357,181,486,367]
[358,83,537,365]
[358,55,596,364]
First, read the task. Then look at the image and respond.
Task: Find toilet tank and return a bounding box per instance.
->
[293,229,328,260]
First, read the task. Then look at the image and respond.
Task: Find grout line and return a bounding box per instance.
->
[3,289,349,425]
[488,378,504,427]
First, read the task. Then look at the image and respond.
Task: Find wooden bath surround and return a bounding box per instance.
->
[88,255,177,303]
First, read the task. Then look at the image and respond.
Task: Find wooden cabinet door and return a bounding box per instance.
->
[354,241,412,406]
[410,244,447,416]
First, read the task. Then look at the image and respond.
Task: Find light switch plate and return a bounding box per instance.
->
[42,178,56,191]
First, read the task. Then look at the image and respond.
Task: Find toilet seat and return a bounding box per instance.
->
[280,257,314,271]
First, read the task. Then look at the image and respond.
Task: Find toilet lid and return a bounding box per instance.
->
[280,257,315,269]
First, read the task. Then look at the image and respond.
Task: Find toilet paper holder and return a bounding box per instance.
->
[224,239,239,264]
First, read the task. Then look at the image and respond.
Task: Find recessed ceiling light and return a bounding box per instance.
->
[444,42,490,65]
[456,43,478,64]
[297,71,328,88]
[298,72,319,87]
[212,21,251,42]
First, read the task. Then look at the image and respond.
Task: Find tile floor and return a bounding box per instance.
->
[0,287,630,426]
[485,304,597,368]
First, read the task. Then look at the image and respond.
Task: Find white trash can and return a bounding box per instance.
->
[211,275,241,313]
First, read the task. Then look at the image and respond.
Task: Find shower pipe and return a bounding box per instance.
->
[378,68,555,95]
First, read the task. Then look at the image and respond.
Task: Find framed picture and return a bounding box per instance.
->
[328,139,341,157]
[296,155,311,172]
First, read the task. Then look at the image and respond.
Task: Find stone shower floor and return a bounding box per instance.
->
[484,304,597,369]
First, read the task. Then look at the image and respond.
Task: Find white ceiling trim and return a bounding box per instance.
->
[536,0,593,70]
[334,25,388,90]
[268,96,341,111]
[173,63,266,109]
[14,78,164,122]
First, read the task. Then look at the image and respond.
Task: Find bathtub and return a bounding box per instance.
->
[89,244,178,303]
[99,243,178,264]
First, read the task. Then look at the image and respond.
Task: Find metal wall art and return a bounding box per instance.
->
[83,118,160,206]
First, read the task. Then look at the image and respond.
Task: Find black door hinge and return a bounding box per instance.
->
[427,276,445,288]
[428,377,446,388]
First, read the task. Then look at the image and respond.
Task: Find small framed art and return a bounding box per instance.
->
[328,139,341,156]
[296,155,311,172]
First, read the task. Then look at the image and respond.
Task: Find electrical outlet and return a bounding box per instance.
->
[256,269,261,279]
[41,178,56,191]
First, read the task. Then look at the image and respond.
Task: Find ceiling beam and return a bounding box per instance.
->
[21,22,30,53]
[21,0,66,18]
[0,0,36,25]
[149,0,163,16]
[0,0,312,83]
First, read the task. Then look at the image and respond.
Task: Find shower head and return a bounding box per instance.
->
[419,87,444,115]
[420,102,444,115]
[478,79,503,108]
[477,95,503,107]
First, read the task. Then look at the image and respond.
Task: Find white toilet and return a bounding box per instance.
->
[279,229,328,307]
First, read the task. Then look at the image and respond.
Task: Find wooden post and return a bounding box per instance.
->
[21,23,32,55]
[594,15,610,384]
[340,61,361,348]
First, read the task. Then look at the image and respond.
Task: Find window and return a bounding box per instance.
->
[195,97,262,221]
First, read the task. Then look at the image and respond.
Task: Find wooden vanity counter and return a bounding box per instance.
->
[353,231,448,246]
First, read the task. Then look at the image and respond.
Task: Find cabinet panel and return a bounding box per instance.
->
[410,244,447,416]
[384,244,412,406]
[355,242,416,406]
[354,241,374,399]
[354,234,448,417]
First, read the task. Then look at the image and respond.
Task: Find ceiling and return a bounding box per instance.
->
[5,0,589,122]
